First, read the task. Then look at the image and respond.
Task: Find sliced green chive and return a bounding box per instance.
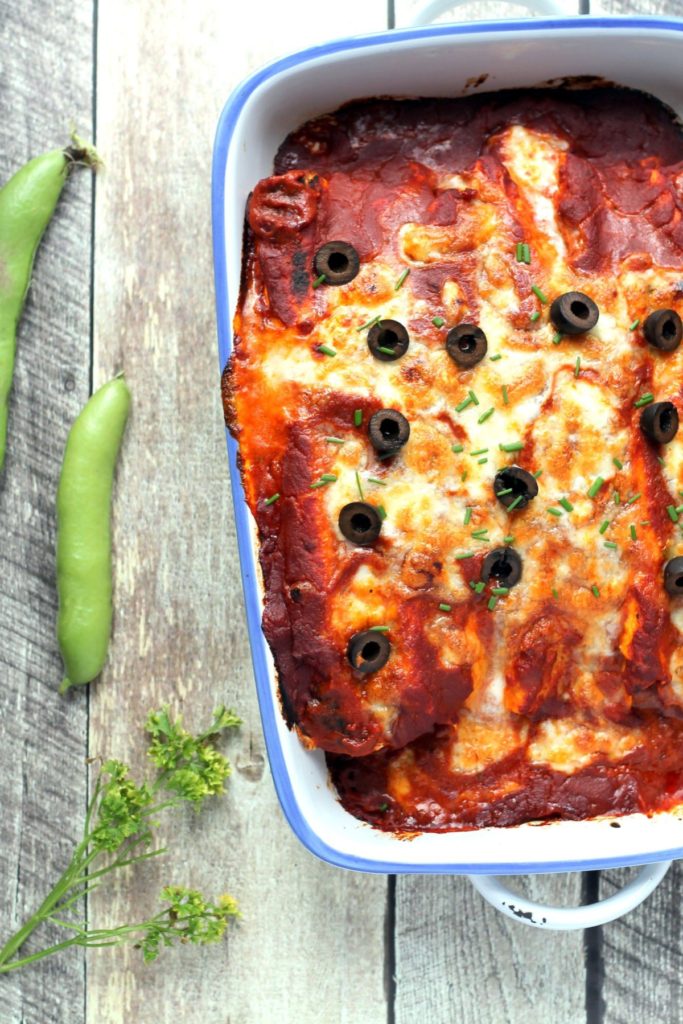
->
[492,587,510,596]
[468,390,479,406]
[451,443,464,453]
[471,529,489,539]
[500,441,524,452]
[355,471,364,499]
[658,456,666,467]
[395,268,410,290]
[522,244,531,264]
[325,436,345,445]
[461,470,468,482]
[464,507,472,526]
[367,477,386,486]
[613,457,623,470]
[357,314,381,333]
[592,585,600,598]
[626,493,641,506]
[614,492,620,505]
[370,625,390,633]
[354,409,362,427]
[478,407,495,424]
[676,506,683,515]
[477,457,488,465]
[503,535,515,544]
[552,587,559,599]
[378,346,397,356]
[455,551,474,560]
[507,495,524,512]
[455,396,473,413]
[588,476,605,498]
[634,393,654,408]
[515,242,523,262]
[574,356,581,378]
[489,353,502,362]
[312,273,326,288]
[629,318,640,331]
[487,596,498,611]
[377,505,387,521]
[470,448,488,457]
[432,316,445,328]
[552,332,563,345]
[320,473,337,483]
[532,469,543,479]
[530,311,541,323]
[604,541,618,550]
[559,497,573,512]
[532,284,548,304]
[667,505,679,522]
[439,603,452,612]
[264,493,280,506]
[630,524,637,541]
[547,507,563,517]
[496,488,514,497]
[317,344,336,357]
[309,480,327,489]
[502,385,509,405]
[599,520,610,534]
[379,802,389,812]
[474,581,486,594]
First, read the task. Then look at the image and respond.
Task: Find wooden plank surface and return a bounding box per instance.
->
[87,2,389,1023]
[0,2,93,1023]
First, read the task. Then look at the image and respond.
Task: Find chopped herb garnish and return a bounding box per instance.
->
[604,541,618,550]
[503,534,515,544]
[626,493,641,506]
[432,316,445,328]
[574,356,581,378]
[502,385,509,405]
[676,506,683,515]
[630,524,637,541]
[474,581,486,594]
[658,456,666,467]
[667,505,679,522]
[312,273,326,288]
[378,346,397,356]
[588,476,605,498]
[496,488,514,497]
[641,519,652,525]
[378,802,389,812]
[613,457,623,470]
[320,473,337,483]
[461,470,468,482]
[395,268,410,290]
[487,596,498,611]
[532,469,543,479]
[264,493,280,506]
[325,436,345,445]
[507,494,524,512]
[455,551,474,560]
[478,407,495,424]
[490,353,502,362]
[471,529,489,539]
[599,520,610,534]
[367,477,386,486]
[451,443,464,453]
[492,587,510,596]
[634,393,654,408]
[552,332,563,345]
[377,505,387,520]
[438,603,452,612]
[468,390,480,406]
[355,471,364,499]
[370,625,390,633]
[531,284,548,304]
[455,396,474,413]
[357,314,381,333]
[477,457,488,465]
[547,507,563,517]
[559,497,573,512]
[614,491,620,505]
[629,318,640,331]
[464,507,472,526]
[515,242,523,262]
[470,448,489,456]
[552,587,559,599]
[530,311,541,323]
[354,409,362,427]
[500,441,524,452]
[317,344,336,357]
[592,585,600,598]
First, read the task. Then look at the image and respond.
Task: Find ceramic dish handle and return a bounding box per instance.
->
[408,0,569,26]
[467,860,672,930]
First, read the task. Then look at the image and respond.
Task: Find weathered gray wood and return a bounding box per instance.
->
[395,874,586,1024]
[0,1,94,1022]
[87,2,389,1022]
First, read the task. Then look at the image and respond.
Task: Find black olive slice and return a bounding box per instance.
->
[640,401,679,444]
[481,547,523,588]
[446,324,487,368]
[367,319,410,362]
[338,502,382,546]
[493,465,539,510]
[664,557,683,597]
[644,309,682,352]
[347,630,390,674]
[313,241,360,285]
[549,291,599,336]
[368,409,410,454]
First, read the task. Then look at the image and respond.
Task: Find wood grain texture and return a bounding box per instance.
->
[395,874,586,1024]
[87,2,389,1023]
[0,1,94,1022]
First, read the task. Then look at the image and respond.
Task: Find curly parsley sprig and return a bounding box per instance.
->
[0,705,241,974]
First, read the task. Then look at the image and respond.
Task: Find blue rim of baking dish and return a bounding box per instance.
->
[212,15,683,874]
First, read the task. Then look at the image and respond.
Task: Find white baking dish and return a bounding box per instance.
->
[212,13,683,927]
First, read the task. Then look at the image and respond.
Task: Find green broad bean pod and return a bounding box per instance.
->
[57,375,131,694]
[0,139,99,471]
